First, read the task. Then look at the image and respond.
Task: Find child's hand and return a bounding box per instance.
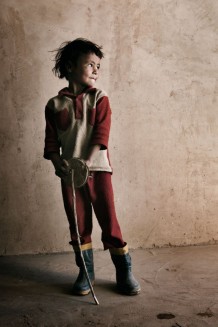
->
[55,159,70,179]
[49,154,70,179]
[85,144,101,168]
[85,159,92,168]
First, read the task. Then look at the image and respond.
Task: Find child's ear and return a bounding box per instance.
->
[66,61,73,73]
[66,61,77,74]
[66,64,71,73]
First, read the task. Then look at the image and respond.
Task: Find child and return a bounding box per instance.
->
[44,38,140,296]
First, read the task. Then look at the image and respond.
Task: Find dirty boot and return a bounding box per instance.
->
[110,244,141,295]
[71,243,95,295]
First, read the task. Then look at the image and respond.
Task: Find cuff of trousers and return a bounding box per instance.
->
[109,243,128,255]
[70,242,92,252]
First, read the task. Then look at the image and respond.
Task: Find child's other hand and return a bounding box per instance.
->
[85,159,92,168]
[55,159,70,179]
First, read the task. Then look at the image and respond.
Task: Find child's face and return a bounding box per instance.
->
[69,53,101,87]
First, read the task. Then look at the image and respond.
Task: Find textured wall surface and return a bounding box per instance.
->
[0,0,218,255]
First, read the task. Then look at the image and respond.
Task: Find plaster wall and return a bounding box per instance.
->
[0,0,218,255]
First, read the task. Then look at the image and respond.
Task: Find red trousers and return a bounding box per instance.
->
[61,172,126,250]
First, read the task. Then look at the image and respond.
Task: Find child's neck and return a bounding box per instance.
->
[68,82,86,96]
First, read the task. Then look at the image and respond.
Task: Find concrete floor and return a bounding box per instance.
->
[0,245,218,327]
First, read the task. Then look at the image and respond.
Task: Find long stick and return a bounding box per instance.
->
[71,170,99,305]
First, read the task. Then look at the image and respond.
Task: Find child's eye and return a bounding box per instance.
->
[87,63,100,70]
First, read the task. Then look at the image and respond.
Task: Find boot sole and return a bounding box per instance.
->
[118,287,141,296]
[72,282,95,296]
[73,289,91,296]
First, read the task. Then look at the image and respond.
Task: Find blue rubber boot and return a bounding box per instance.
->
[110,245,141,295]
[72,244,95,296]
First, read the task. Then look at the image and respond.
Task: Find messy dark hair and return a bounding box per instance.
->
[51,38,104,80]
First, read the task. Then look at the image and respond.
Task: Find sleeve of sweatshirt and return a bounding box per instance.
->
[90,96,111,149]
[43,105,60,159]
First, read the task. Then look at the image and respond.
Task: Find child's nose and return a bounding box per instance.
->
[93,65,98,74]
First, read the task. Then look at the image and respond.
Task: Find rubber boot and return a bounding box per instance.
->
[71,243,95,295]
[110,244,141,295]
